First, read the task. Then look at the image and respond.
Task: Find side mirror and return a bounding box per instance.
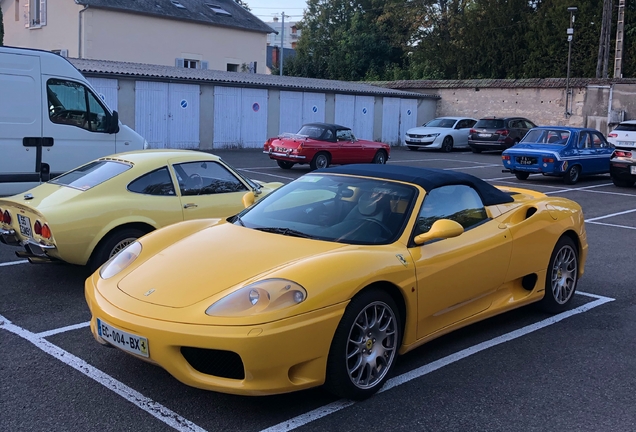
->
[242,191,256,208]
[414,219,464,245]
[107,110,120,134]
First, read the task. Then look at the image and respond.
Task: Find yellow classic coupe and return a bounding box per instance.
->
[85,164,587,400]
[0,150,282,270]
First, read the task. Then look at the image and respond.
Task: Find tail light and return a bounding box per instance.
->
[614,150,633,158]
[502,155,510,160]
[3,210,11,225]
[543,157,555,163]
[608,133,618,138]
[495,129,510,136]
[41,224,52,239]
[34,220,42,235]
[469,129,477,134]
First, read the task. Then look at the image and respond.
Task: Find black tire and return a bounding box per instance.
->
[407,146,418,151]
[89,228,147,273]
[276,160,294,169]
[539,236,579,313]
[372,150,387,164]
[441,136,453,152]
[611,175,635,188]
[470,146,482,153]
[515,172,530,180]
[325,288,401,400]
[310,152,330,170]
[563,165,581,185]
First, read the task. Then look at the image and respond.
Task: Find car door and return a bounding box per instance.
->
[590,131,613,173]
[126,166,185,225]
[171,159,250,221]
[575,132,597,174]
[336,129,362,163]
[453,119,475,147]
[408,185,512,338]
[42,78,116,176]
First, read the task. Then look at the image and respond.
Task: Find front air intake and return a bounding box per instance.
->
[180,347,245,379]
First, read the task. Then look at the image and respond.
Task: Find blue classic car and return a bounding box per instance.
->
[502,127,613,184]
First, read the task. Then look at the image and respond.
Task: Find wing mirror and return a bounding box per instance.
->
[242,191,256,208]
[107,110,120,134]
[414,219,464,245]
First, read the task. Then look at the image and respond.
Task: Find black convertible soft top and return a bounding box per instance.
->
[317,164,514,206]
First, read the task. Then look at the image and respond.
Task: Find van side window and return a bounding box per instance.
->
[127,167,176,196]
[47,79,109,133]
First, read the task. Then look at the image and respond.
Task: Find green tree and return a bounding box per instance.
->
[234,0,251,11]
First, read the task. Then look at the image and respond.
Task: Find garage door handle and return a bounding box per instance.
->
[183,203,198,209]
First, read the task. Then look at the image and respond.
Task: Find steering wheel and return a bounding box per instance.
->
[362,218,393,237]
[50,106,66,117]
[188,173,204,189]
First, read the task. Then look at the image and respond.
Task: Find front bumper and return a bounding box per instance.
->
[85,274,346,396]
[405,138,440,148]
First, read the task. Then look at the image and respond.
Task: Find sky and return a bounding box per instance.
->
[246,0,308,22]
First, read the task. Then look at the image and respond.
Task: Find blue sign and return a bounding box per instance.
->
[362,108,368,114]
[180,99,188,109]
[407,109,412,116]
[312,106,318,113]
[252,102,260,112]
[99,93,106,101]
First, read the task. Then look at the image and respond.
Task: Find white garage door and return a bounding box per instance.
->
[382,97,401,145]
[335,94,355,128]
[169,83,200,149]
[213,87,268,149]
[241,88,268,148]
[353,96,375,140]
[87,77,118,112]
[302,92,325,125]
[280,91,303,134]
[400,99,418,145]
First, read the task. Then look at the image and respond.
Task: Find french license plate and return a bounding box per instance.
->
[618,141,635,147]
[97,318,149,357]
[478,133,491,138]
[17,214,32,238]
[518,157,534,165]
[631,166,636,175]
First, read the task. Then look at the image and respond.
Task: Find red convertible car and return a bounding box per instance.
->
[263,123,390,169]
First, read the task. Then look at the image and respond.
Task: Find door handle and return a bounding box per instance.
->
[183,203,198,209]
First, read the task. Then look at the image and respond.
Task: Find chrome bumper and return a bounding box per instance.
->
[263,150,307,159]
[0,228,58,263]
[0,228,20,246]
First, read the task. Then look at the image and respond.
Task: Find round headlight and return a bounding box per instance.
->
[99,241,142,279]
[206,279,306,317]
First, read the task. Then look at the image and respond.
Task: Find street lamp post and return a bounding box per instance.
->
[565,6,577,118]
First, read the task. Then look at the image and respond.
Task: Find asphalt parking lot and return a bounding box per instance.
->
[1,148,635,432]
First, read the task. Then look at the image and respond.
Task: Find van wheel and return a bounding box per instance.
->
[89,228,147,273]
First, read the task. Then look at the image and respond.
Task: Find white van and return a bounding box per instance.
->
[0,47,146,196]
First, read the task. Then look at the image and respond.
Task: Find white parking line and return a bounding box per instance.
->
[586,208,636,222]
[390,158,496,166]
[545,183,613,195]
[586,221,636,230]
[259,291,614,432]
[0,315,206,432]
[0,260,28,267]
[36,321,90,338]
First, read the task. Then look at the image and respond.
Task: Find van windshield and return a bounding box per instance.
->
[51,161,132,190]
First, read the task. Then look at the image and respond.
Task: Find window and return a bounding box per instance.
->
[26,0,46,27]
[521,129,570,145]
[170,0,186,9]
[591,132,607,148]
[336,129,354,141]
[578,132,592,149]
[227,64,239,72]
[206,3,232,16]
[414,185,488,237]
[184,59,199,69]
[51,161,131,191]
[615,123,636,132]
[47,79,109,132]
[475,119,504,129]
[128,168,176,196]
[456,119,475,129]
[173,161,247,196]
[523,120,536,129]
[15,0,20,21]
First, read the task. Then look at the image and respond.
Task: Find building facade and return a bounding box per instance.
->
[1,0,273,73]
[266,17,299,49]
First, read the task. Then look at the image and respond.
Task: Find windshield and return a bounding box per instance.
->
[296,125,327,139]
[521,129,571,145]
[424,118,456,128]
[51,161,131,190]
[236,174,417,245]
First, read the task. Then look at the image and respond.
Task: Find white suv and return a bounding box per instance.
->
[607,120,636,148]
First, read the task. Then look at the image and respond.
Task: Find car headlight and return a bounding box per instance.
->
[426,133,440,138]
[205,279,307,317]
[99,241,142,279]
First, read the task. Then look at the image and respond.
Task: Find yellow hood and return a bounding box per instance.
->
[118,223,345,308]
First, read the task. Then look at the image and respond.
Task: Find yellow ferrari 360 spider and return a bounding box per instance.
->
[85,164,587,400]
[0,150,282,270]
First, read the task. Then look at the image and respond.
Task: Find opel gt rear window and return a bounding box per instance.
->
[51,161,132,191]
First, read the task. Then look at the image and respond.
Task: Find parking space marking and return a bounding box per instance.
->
[36,321,90,338]
[0,315,206,432]
[390,158,497,166]
[576,189,636,198]
[260,291,614,432]
[586,208,636,222]
[586,221,636,230]
[0,260,28,267]
[238,169,295,180]
[545,183,613,195]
